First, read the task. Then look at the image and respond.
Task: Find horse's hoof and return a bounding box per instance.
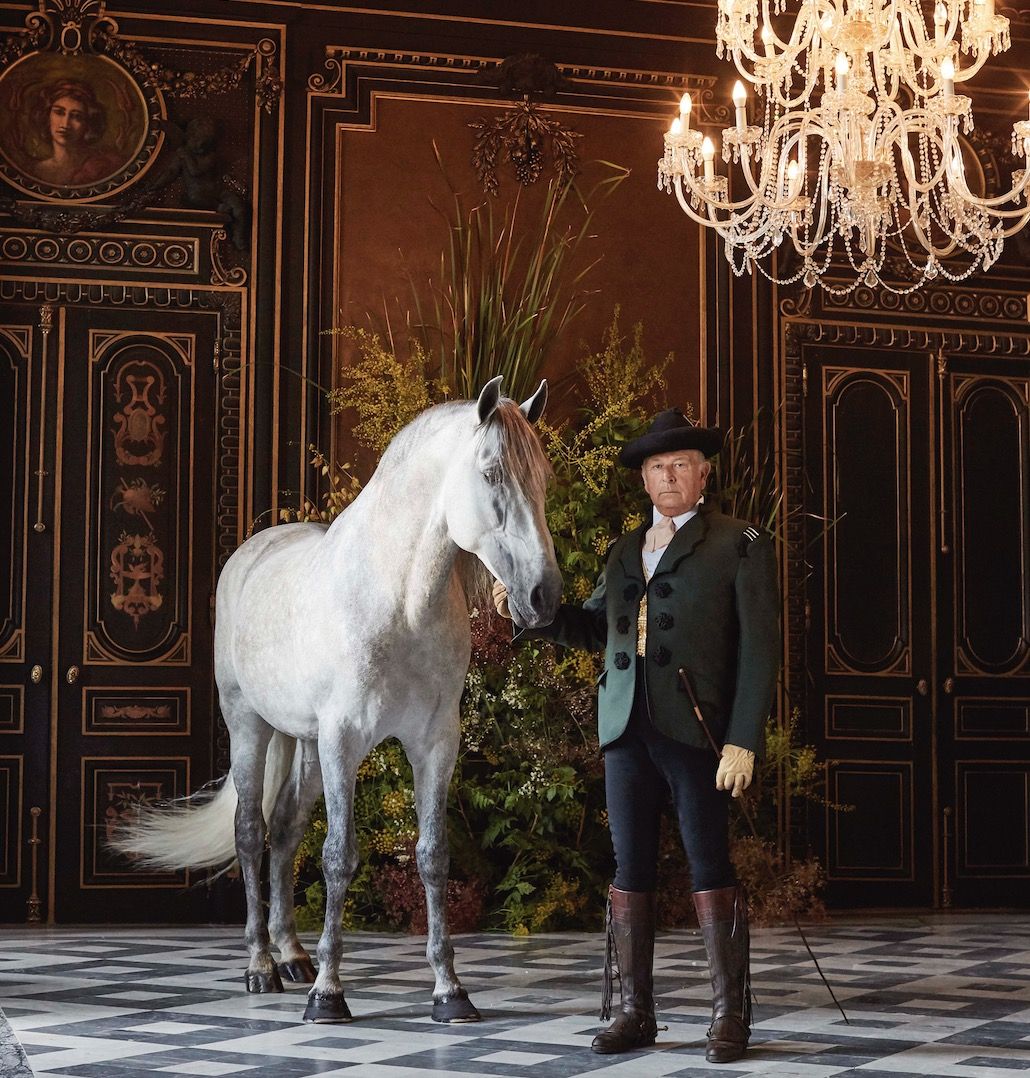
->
[432,987,481,1023]
[278,958,317,983]
[245,969,284,994]
[303,992,352,1023]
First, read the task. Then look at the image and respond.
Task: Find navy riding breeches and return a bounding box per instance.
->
[603,660,735,893]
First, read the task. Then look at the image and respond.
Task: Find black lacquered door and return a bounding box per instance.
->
[803,345,936,906]
[0,308,53,923]
[51,304,221,922]
[803,343,1030,908]
[936,355,1030,908]
[0,289,234,923]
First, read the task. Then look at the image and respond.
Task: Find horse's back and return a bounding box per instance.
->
[215,523,329,717]
[218,522,325,610]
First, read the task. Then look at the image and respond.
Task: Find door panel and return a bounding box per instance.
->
[804,342,1030,909]
[53,306,219,921]
[0,313,50,922]
[939,359,1030,907]
[0,289,237,923]
[805,347,934,906]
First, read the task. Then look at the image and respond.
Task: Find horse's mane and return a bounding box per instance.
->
[461,398,553,612]
[377,398,552,614]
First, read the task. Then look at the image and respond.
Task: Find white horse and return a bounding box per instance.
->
[112,377,561,1023]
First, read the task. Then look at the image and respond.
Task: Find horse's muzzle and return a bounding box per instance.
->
[513,571,562,628]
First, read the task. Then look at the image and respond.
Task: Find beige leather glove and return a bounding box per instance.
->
[492,579,511,620]
[715,744,755,798]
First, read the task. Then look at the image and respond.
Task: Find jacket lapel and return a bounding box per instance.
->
[618,523,648,586]
[652,505,710,576]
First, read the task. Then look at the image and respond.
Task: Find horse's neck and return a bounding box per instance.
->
[323,441,462,625]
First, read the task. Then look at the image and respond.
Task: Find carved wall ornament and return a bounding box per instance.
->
[110,476,165,532]
[469,98,581,195]
[102,778,165,844]
[0,230,196,271]
[109,530,165,627]
[0,0,279,224]
[97,703,173,721]
[469,55,581,195]
[112,364,166,466]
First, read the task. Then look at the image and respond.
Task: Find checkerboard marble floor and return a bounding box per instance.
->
[1,915,1029,1077]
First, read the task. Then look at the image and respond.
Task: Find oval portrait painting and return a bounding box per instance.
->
[0,51,162,202]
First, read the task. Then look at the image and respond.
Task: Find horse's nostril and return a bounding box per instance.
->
[530,584,545,612]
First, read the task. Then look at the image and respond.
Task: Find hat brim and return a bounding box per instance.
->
[618,426,723,467]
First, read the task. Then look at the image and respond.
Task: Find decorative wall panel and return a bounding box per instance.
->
[0,327,29,665]
[83,687,189,736]
[957,763,1030,876]
[951,376,1029,676]
[81,758,188,888]
[0,757,22,887]
[86,332,195,665]
[955,699,1030,739]
[829,763,913,880]
[826,696,911,741]
[0,689,23,735]
[823,368,911,676]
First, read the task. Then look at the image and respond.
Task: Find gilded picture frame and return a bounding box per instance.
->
[0,50,164,203]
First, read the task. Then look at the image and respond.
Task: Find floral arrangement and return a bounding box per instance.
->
[288,311,833,934]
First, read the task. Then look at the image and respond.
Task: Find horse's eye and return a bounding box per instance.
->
[484,467,502,486]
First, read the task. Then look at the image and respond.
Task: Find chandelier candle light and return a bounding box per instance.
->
[658,0,1030,294]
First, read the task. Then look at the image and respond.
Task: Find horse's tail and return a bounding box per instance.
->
[108,730,298,871]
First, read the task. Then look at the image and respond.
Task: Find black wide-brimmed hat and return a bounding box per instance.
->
[618,409,723,467]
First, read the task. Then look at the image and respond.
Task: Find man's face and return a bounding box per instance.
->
[641,449,710,518]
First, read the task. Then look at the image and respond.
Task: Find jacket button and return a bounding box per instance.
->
[655,582,673,598]
[616,616,630,634]
[623,585,638,601]
[653,646,671,667]
[614,652,631,670]
[656,612,674,630]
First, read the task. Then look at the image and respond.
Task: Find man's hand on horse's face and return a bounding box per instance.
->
[492,579,511,620]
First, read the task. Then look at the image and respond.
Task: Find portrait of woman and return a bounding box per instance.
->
[0,51,157,200]
[30,79,126,187]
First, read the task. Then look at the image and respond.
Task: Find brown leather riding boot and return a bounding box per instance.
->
[693,885,751,1063]
[591,887,658,1054]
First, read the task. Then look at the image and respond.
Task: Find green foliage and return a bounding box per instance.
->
[710,410,783,537]
[292,315,835,935]
[325,328,444,455]
[293,312,667,934]
[411,151,629,402]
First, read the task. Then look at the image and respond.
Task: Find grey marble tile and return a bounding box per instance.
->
[5,918,1030,1077]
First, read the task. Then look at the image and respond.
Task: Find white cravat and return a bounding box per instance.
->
[641,502,700,581]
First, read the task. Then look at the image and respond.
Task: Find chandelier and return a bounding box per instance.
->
[658,0,1030,293]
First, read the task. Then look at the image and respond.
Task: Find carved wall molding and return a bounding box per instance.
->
[0,229,197,274]
[307,46,727,121]
[820,284,1028,323]
[787,318,1030,356]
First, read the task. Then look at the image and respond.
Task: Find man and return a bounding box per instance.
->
[494,408,780,1063]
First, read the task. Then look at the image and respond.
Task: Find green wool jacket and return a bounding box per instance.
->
[527,506,780,756]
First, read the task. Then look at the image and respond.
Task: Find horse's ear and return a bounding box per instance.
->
[476,375,503,425]
[519,379,548,424]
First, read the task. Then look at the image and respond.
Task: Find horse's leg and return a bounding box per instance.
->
[406,723,481,1023]
[303,722,365,1023]
[268,738,322,984]
[227,707,282,994]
